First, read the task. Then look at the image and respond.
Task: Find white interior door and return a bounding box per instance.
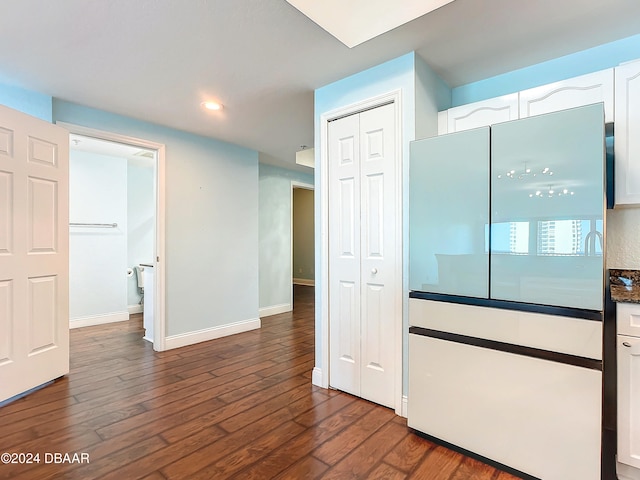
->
[0,105,69,403]
[328,102,397,408]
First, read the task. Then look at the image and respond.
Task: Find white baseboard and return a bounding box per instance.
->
[618,462,640,480]
[293,278,315,286]
[164,317,261,350]
[70,311,130,329]
[312,367,325,388]
[128,304,143,315]
[259,303,292,318]
[401,395,408,418]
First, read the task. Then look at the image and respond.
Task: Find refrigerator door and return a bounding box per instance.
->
[409,127,490,298]
[490,103,605,310]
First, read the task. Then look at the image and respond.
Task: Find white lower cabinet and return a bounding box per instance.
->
[408,333,601,480]
[618,334,640,479]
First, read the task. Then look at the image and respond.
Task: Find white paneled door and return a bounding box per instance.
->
[0,105,69,403]
[328,103,397,409]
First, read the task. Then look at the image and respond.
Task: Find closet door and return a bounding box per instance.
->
[328,103,397,408]
[328,113,361,398]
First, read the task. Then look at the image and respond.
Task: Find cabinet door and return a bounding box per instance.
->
[615,60,640,205]
[519,69,614,122]
[618,303,640,338]
[409,128,489,297]
[618,334,640,469]
[446,93,518,132]
[490,104,605,309]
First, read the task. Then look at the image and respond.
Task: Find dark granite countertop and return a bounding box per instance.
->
[610,269,640,303]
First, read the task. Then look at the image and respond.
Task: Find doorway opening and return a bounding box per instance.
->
[60,123,166,350]
[291,181,314,311]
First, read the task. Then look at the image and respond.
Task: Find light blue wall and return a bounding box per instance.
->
[53,100,260,337]
[0,83,52,122]
[452,33,640,106]
[259,162,313,310]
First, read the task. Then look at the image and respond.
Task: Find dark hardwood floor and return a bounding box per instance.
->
[0,286,521,479]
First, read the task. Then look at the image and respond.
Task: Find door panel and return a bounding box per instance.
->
[339,178,356,256]
[0,104,69,403]
[359,104,396,408]
[363,282,383,370]
[329,113,361,396]
[28,177,58,252]
[328,103,397,409]
[337,280,357,364]
[364,173,384,257]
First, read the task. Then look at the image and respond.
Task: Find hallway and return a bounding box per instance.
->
[0,286,519,479]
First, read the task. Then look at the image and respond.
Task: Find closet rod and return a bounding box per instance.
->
[69,222,118,228]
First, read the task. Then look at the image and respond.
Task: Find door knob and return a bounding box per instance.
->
[371,268,378,274]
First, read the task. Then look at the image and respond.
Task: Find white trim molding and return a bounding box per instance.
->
[128,304,143,315]
[293,278,315,286]
[312,367,323,388]
[618,462,640,480]
[319,89,404,410]
[401,395,408,418]
[70,312,130,329]
[164,318,261,350]
[259,303,292,318]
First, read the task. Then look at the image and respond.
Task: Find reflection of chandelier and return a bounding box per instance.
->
[529,185,575,198]
[497,163,554,180]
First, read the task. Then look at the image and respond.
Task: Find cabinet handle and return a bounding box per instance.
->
[371,268,378,275]
[623,342,632,347]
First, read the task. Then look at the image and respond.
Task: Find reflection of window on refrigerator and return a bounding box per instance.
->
[537,219,602,256]
[488,222,529,254]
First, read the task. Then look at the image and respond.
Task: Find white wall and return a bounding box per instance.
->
[69,150,128,323]
[127,160,155,307]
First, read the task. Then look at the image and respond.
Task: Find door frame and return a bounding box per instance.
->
[291,180,315,301]
[56,122,167,351]
[318,90,403,415]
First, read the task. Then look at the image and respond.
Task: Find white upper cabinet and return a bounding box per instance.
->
[519,69,614,122]
[615,60,640,206]
[442,93,518,133]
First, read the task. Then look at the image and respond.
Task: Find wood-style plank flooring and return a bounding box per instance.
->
[0,286,521,479]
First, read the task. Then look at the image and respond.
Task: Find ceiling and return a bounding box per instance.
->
[70,134,155,168]
[2,0,640,173]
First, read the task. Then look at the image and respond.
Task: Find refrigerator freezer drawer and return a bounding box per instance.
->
[408,333,602,480]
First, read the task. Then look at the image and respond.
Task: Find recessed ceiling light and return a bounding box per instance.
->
[202,101,223,111]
